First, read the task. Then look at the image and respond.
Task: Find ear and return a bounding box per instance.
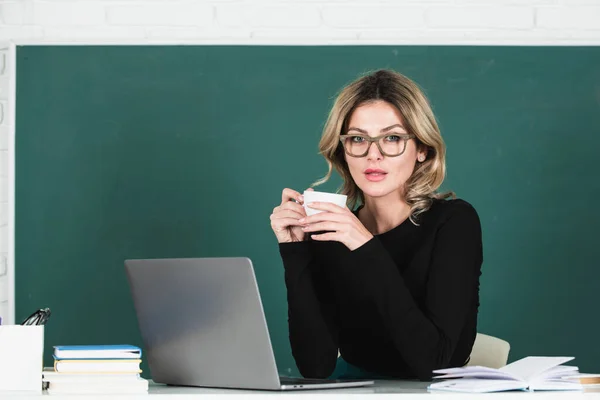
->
[417,145,428,163]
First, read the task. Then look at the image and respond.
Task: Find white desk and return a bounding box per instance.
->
[3,381,600,399]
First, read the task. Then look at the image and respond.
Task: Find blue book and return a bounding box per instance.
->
[53,344,142,360]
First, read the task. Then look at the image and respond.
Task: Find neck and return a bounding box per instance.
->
[359,194,411,235]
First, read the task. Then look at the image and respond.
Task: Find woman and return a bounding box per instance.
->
[269,69,483,381]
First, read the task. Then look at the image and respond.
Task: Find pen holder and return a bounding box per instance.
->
[0,325,44,392]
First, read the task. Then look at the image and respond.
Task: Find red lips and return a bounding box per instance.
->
[364,168,387,174]
[364,168,387,182]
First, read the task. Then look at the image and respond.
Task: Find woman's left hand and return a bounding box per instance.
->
[299,202,374,251]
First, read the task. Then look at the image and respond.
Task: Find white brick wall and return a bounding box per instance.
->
[0,42,10,324]
[1,0,600,45]
[0,0,599,323]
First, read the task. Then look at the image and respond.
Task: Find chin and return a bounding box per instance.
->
[359,184,397,199]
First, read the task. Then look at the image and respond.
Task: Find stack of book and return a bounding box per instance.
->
[42,344,149,394]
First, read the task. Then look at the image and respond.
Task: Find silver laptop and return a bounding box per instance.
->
[124,257,374,391]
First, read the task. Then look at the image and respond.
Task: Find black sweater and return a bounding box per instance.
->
[278,198,483,381]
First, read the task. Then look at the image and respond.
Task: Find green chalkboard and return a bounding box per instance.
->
[16,45,600,377]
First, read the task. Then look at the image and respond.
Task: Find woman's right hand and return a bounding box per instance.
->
[270,188,311,243]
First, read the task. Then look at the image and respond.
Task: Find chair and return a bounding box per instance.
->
[466,332,510,368]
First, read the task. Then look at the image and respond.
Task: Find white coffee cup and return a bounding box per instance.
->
[303,190,348,216]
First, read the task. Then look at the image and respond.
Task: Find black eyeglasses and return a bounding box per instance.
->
[21,307,51,326]
[339,133,415,157]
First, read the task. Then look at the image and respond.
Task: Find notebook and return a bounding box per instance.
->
[54,345,141,360]
[428,356,582,393]
[53,359,142,374]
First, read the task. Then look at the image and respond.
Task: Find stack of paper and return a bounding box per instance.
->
[43,344,148,394]
[428,356,583,393]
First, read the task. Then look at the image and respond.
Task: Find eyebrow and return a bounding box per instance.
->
[347,124,407,134]
[382,124,406,132]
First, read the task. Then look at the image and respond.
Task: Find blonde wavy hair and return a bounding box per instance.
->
[313,69,454,224]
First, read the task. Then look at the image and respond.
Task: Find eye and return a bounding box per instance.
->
[385,135,401,142]
[351,136,366,143]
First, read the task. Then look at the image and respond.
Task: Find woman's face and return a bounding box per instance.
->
[344,100,426,201]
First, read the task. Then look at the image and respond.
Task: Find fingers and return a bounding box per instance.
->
[270,199,306,234]
[271,208,305,221]
[271,218,303,233]
[280,187,316,206]
[301,222,340,233]
[299,210,345,225]
[281,188,303,205]
[274,201,305,216]
[310,232,337,242]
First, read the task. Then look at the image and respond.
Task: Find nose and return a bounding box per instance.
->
[366,140,383,161]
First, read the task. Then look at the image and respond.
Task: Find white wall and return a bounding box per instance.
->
[0,0,599,323]
[1,0,600,45]
[0,41,11,323]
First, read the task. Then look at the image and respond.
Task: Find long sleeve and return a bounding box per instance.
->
[344,202,483,380]
[279,241,340,378]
